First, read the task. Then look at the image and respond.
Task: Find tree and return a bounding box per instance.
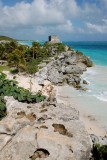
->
[4,41,18,53]
[7,49,26,72]
[0,44,6,60]
[32,41,41,59]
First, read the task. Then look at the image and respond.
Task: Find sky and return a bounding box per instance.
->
[0,0,107,41]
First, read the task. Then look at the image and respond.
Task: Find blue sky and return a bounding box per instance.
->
[0,0,107,41]
[2,0,32,6]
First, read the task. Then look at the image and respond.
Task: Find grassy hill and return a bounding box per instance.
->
[0,36,16,42]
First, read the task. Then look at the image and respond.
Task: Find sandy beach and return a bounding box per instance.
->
[56,84,107,137]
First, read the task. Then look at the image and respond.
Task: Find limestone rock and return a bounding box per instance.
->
[47,68,64,84]
[83,80,88,84]
[35,51,92,87]
[0,97,91,160]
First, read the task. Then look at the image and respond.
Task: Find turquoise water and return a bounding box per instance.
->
[18,41,33,46]
[64,41,107,66]
[18,40,44,47]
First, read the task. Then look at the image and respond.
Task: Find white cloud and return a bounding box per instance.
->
[86,19,107,33]
[56,20,74,33]
[34,20,73,36]
[0,0,107,39]
[0,0,64,29]
[102,19,107,24]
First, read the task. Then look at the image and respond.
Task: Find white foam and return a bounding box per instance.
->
[87,90,92,93]
[86,68,96,76]
[94,92,107,102]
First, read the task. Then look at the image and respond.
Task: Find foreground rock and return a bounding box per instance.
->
[0,97,91,160]
[35,50,93,88]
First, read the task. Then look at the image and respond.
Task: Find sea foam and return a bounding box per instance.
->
[94,91,107,102]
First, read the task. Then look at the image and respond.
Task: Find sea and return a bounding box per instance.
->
[18,40,107,133]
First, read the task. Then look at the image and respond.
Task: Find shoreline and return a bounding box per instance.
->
[3,65,107,138]
[56,64,107,137]
[56,93,106,137]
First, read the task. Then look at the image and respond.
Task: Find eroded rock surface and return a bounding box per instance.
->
[0,96,91,160]
[35,51,93,87]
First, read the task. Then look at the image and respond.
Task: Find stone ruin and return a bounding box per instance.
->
[48,35,60,43]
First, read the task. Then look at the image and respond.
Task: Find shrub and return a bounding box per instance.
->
[0,96,7,120]
[92,144,107,160]
[10,68,19,74]
[26,59,38,74]
[0,72,46,120]
[56,43,66,53]
[0,72,46,103]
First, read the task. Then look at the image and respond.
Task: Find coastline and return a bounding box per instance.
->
[56,64,107,137]
[4,56,107,138]
[3,56,107,138]
[1,41,107,159]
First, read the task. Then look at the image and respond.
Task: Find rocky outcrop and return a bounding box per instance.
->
[35,51,93,87]
[0,96,91,160]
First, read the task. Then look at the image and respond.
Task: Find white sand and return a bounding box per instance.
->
[56,85,107,137]
[3,71,52,96]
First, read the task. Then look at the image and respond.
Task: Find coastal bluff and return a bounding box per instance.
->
[0,42,95,160]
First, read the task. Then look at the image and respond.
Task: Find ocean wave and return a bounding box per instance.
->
[86,68,96,75]
[87,90,92,93]
[94,91,107,102]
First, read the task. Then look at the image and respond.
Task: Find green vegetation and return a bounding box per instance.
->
[0,72,46,103]
[92,144,107,160]
[0,36,16,42]
[0,96,7,120]
[56,43,66,53]
[0,38,67,120]
[26,59,39,74]
[0,72,46,120]
[0,65,10,72]
[0,39,66,74]
[44,42,66,54]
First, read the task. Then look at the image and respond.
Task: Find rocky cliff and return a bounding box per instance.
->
[0,47,94,160]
